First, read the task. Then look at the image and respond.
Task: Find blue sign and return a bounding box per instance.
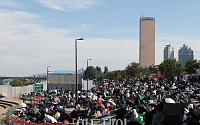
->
[54,70,82,74]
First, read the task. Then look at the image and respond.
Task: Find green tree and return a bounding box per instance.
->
[95,66,102,75]
[11,78,27,87]
[102,66,109,79]
[104,66,108,74]
[185,58,199,74]
[148,65,159,75]
[125,62,143,78]
[158,58,183,78]
[95,66,102,80]
[83,66,96,80]
[107,70,123,80]
[141,67,149,76]
[120,70,127,78]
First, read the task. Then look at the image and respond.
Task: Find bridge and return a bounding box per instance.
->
[0,76,46,83]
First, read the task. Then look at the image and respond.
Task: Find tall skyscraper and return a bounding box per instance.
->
[139,16,155,67]
[164,44,174,60]
[178,44,194,68]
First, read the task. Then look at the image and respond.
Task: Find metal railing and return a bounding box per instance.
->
[6,104,64,125]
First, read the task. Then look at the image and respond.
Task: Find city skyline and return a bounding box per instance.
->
[0,0,200,76]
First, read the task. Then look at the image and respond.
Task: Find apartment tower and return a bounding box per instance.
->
[164,44,174,60]
[178,44,194,68]
[139,16,155,67]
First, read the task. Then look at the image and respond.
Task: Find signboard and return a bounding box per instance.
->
[54,70,82,74]
[35,84,43,91]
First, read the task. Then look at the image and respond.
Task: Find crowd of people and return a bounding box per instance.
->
[12,76,200,125]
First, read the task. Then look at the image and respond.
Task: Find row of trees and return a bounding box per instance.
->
[10,58,199,86]
[10,78,27,87]
[83,58,200,80]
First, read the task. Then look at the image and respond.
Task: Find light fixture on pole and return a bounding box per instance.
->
[87,59,92,90]
[47,66,50,90]
[75,38,84,103]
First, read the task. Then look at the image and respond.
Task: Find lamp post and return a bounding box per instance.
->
[75,38,84,102]
[47,66,50,90]
[87,59,92,90]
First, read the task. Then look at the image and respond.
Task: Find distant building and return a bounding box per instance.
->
[47,70,82,91]
[178,44,194,68]
[139,16,155,67]
[164,44,174,60]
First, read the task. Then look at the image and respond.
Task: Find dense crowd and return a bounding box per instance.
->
[13,75,200,125]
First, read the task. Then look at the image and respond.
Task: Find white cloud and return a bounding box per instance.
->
[0,10,73,76]
[1,9,200,76]
[0,45,7,50]
[0,9,138,76]
[36,0,104,12]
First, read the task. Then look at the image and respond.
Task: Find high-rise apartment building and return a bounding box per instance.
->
[178,44,194,68]
[164,44,174,60]
[139,17,155,67]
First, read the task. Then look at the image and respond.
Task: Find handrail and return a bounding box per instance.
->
[0,104,6,109]
[6,104,63,125]
[0,99,19,105]
[0,102,13,107]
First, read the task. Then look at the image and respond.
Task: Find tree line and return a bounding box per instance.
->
[83,58,200,80]
[10,58,199,86]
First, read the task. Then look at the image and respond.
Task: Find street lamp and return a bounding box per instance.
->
[75,38,84,102]
[87,59,92,90]
[47,66,50,90]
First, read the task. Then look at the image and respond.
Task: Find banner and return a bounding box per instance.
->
[35,84,43,91]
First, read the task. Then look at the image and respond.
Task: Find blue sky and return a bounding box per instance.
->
[0,0,200,76]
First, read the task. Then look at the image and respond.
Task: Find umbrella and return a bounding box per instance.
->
[108,100,116,106]
[64,108,75,115]
[165,98,175,103]
[135,83,140,86]
[171,86,177,90]
[87,90,92,92]
[144,96,156,100]
[136,105,150,113]
[37,103,46,107]
[15,108,22,112]
[19,103,26,108]
[44,114,58,123]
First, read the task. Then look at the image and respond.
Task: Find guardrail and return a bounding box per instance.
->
[6,104,117,125]
[19,94,49,103]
